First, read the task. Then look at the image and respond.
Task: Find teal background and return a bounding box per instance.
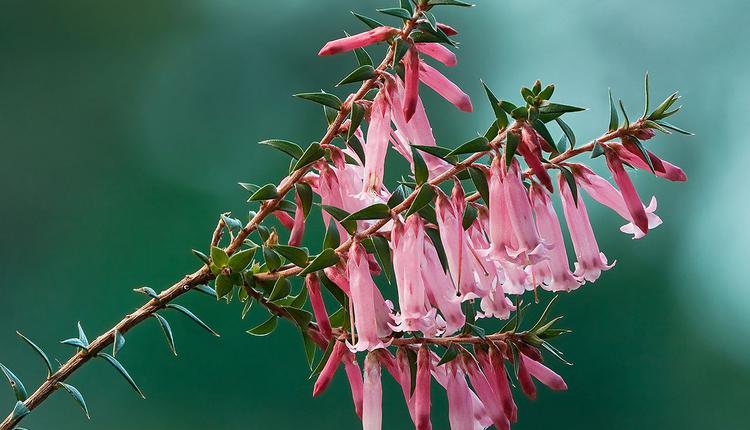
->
[1,0,748,428]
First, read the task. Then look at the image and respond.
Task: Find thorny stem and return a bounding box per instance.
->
[0,9,428,430]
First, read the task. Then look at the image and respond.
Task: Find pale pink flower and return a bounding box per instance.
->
[415,346,432,430]
[611,143,687,182]
[445,361,475,430]
[347,244,389,351]
[415,43,457,67]
[272,209,295,230]
[418,61,472,112]
[558,174,615,282]
[431,353,493,429]
[362,352,383,430]
[519,126,553,192]
[462,353,511,430]
[362,90,392,194]
[520,352,568,391]
[305,273,332,339]
[421,235,465,335]
[605,149,649,235]
[403,47,420,121]
[395,348,418,424]
[313,341,347,397]
[484,159,517,262]
[318,27,398,56]
[529,183,581,292]
[342,350,364,419]
[504,160,547,264]
[571,163,662,239]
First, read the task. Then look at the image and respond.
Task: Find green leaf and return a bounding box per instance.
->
[259,139,303,159]
[468,166,490,203]
[285,307,313,329]
[387,184,408,209]
[354,47,373,67]
[319,271,348,308]
[16,332,53,377]
[247,316,278,336]
[193,284,216,297]
[300,331,317,369]
[337,65,376,86]
[437,344,458,365]
[97,353,145,399]
[300,249,340,276]
[273,245,309,267]
[262,246,283,272]
[291,284,308,308]
[557,166,578,204]
[321,205,356,234]
[134,286,159,299]
[57,382,90,419]
[228,247,257,272]
[293,92,342,110]
[343,203,392,222]
[412,146,429,186]
[268,277,292,302]
[448,136,490,156]
[655,121,693,135]
[405,185,436,217]
[295,183,313,218]
[191,249,210,265]
[166,304,220,337]
[619,99,630,128]
[411,145,458,164]
[505,131,520,167]
[248,184,279,201]
[113,329,125,357]
[0,363,27,401]
[11,401,30,421]
[292,142,326,172]
[428,0,474,6]
[323,219,341,249]
[555,118,576,149]
[241,296,254,320]
[532,120,557,153]
[648,92,680,120]
[400,0,414,14]
[608,89,619,131]
[60,338,89,350]
[351,12,385,29]
[462,204,478,230]
[538,102,586,115]
[484,119,500,141]
[323,105,338,125]
[347,102,366,145]
[591,142,605,158]
[215,274,234,299]
[152,314,177,356]
[210,246,229,268]
[310,339,336,379]
[539,84,555,100]
[377,7,412,20]
[369,235,394,284]
[392,38,409,68]
[77,322,89,347]
[480,81,509,129]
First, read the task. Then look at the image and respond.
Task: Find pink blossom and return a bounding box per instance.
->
[611,143,687,182]
[421,234,466,335]
[305,273,332,339]
[362,90,392,194]
[605,149,649,236]
[318,27,398,56]
[418,61,472,112]
[445,361,475,430]
[484,159,517,262]
[342,350,364,419]
[288,193,305,246]
[519,126,553,192]
[415,346,432,430]
[489,346,517,422]
[517,351,537,399]
[362,352,383,430]
[403,47,420,121]
[347,244,389,351]
[571,163,662,239]
[520,352,568,391]
[312,341,347,397]
[436,22,459,36]
[272,209,295,230]
[324,264,394,338]
[396,348,418,424]
[415,43,457,67]
[462,353,511,430]
[529,183,581,292]
[504,160,546,264]
[558,173,615,283]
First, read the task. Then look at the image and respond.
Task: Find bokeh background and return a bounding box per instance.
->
[1,0,748,428]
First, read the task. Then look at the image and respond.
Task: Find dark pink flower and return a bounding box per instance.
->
[362,90,392,194]
[489,346,517,422]
[288,193,305,246]
[347,244,389,351]
[342,350,364,419]
[445,361,474,430]
[319,27,398,56]
[520,352,568,391]
[415,43,457,67]
[305,273,332,339]
[611,143,687,182]
[462,353,511,430]
[519,126,553,192]
[418,61,472,112]
[436,22,459,36]
[403,47,420,121]
[313,341,347,397]
[605,149,649,236]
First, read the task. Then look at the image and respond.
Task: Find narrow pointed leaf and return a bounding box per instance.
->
[57,382,90,419]
[468,166,490,203]
[259,139,304,159]
[11,401,29,420]
[300,249,340,275]
[295,183,313,218]
[166,304,220,337]
[193,284,216,297]
[354,47,373,67]
[152,314,177,356]
[555,117,576,149]
[293,92,342,110]
[642,72,650,118]
[448,136,490,156]
[412,146,429,185]
[377,7,411,19]
[292,142,326,172]
[113,330,125,357]
[0,364,27,401]
[505,130,520,167]
[342,203,392,222]
[60,338,89,350]
[273,245,309,267]
[191,249,210,265]
[247,316,278,336]
[532,120,557,153]
[405,185,436,217]
[437,344,458,365]
[481,81,509,128]
[16,332,52,377]
[351,12,384,29]
[97,353,145,398]
[608,89,619,131]
[248,184,279,201]
[347,102,365,143]
[370,235,394,284]
[268,277,292,302]
[77,322,89,348]
[337,65,376,86]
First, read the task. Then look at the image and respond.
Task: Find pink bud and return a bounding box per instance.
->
[517,351,537,399]
[288,193,305,246]
[415,43,457,67]
[489,346,517,422]
[611,143,687,182]
[342,350,364,419]
[305,273,332,339]
[605,149,649,236]
[272,210,295,230]
[362,352,383,430]
[318,27,398,56]
[520,352,568,391]
[436,22,459,36]
[418,61,472,112]
[403,47,420,121]
[313,341,346,397]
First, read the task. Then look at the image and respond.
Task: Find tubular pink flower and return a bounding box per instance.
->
[288,193,305,246]
[415,43,457,67]
[362,89,392,194]
[272,209,295,230]
[347,244,388,351]
[489,346,517,422]
[324,264,394,338]
[305,273,332,339]
[396,348,418,424]
[485,159,516,262]
[611,143,687,182]
[519,126,553,192]
[571,163,662,239]
[415,345,432,430]
[403,47,420,121]
[363,352,383,430]
[342,350,364,419]
[418,61,472,112]
[318,26,398,56]
[529,183,581,292]
[621,136,665,173]
[517,351,537,400]
[421,234,466,335]
[445,361,474,430]
[520,352,568,391]
[312,341,347,397]
[605,149,649,236]
[504,161,546,263]
[436,22,459,36]
[462,353,511,430]
[558,173,615,283]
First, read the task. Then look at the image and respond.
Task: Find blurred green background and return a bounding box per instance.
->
[1,0,748,428]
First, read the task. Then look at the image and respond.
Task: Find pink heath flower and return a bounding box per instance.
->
[318,26,399,56]
[362,352,383,430]
[604,148,649,236]
[418,61,472,112]
[305,273,332,339]
[415,43,457,67]
[475,347,516,424]
[347,243,389,351]
[558,173,615,283]
[362,89,392,194]
[611,142,687,182]
[444,361,475,430]
[342,350,364,419]
[288,193,305,246]
[571,163,662,239]
[421,234,465,335]
[519,126,553,192]
[415,345,432,430]
[403,47,421,121]
[462,352,511,430]
[484,158,517,262]
[312,341,347,397]
[519,351,568,392]
[489,346,517,422]
[504,160,547,264]
[272,209,295,230]
[529,182,581,292]
[436,22,459,36]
